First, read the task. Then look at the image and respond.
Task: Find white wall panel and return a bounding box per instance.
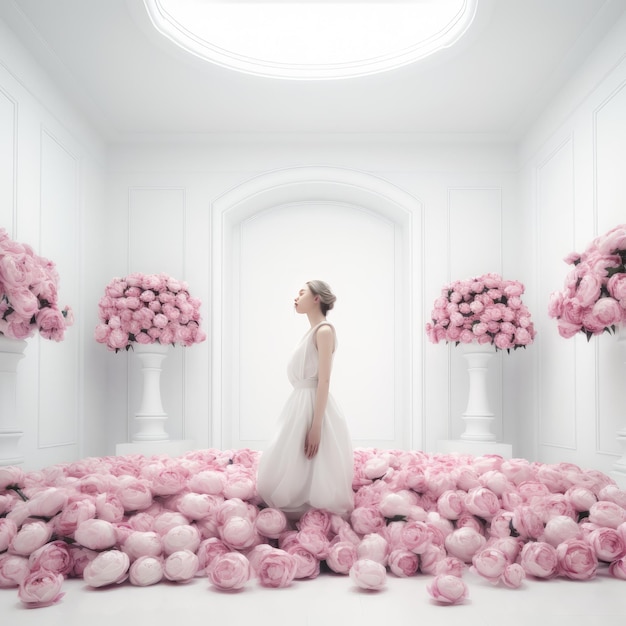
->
[595,80,626,455]
[38,129,79,449]
[536,137,577,450]
[447,188,503,441]
[0,88,16,232]
[127,188,186,442]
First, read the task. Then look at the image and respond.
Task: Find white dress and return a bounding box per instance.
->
[256,321,354,518]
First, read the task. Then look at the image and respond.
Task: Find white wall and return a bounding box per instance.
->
[518,11,626,475]
[106,138,519,456]
[0,17,107,469]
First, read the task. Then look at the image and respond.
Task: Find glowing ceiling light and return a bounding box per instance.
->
[142,0,479,80]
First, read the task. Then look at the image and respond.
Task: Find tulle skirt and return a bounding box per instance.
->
[256,388,354,518]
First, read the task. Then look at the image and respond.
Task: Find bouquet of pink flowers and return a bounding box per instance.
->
[548,224,626,339]
[425,273,536,352]
[94,272,206,352]
[0,228,73,342]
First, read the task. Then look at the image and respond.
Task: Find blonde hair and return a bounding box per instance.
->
[307,280,336,316]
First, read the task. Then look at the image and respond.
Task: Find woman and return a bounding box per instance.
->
[256,280,354,518]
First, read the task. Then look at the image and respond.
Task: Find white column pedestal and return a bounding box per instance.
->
[116,440,195,458]
[436,439,513,459]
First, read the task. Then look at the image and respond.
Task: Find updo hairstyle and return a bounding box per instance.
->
[306,280,337,316]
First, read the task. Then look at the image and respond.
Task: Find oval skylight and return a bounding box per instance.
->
[142,0,479,80]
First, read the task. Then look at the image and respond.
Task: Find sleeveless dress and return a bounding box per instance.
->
[256,321,354,518]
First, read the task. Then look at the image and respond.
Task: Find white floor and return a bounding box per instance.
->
[1,566,625,626]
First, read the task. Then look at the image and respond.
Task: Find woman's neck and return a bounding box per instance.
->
[307,312,326,328]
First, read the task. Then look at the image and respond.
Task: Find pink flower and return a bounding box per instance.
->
[28,541,73,577]
[287,544,320,579]
[256,549,298,588]
[586,528,625,562]
[542,516,581,547]
[0,518,18,552]
[556,539,598,580]
[163,550,199,582]
[9,521,53,556]
[434,556,465,577]
[0,554,30,588]
[589,501,626,529]
[437,490,465,521]
[254,507,287,539]
[326,541,358,574]
[198,538,230,572]
[520,541,558,578]
[401,520,432,554]
[357,533,389,566]
[74,519,117,551]
[83,550,130,587]
[444,527,486,563]
[129,556,164,586]
[427,574,468,604]
[18,568,65,608]
[388,549,419,577]
[502,563,525,588]
[220,516,258,551]
[123,531,163,561]
[0,465,25,490]
[471,548,508,583]
[609,556,626,580]
[296,527,330,559]
[465,486,500,520]
[162,524,201,555]
[116,477,153,511]
[349,559,386,590]
[350,507,385,535]
[207,552,251,590]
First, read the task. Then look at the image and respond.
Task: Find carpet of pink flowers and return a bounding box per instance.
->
[1,448,626,609]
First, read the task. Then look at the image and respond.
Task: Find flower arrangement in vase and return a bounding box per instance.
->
[548,224,626,339]
[94,272,206,351]
[425,273,536,352]
[0,228,74,341]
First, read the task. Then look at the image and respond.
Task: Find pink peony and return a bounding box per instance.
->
[83,550,130,587]
[163,550,199,582]
[502,563,526,588]
[349,559,387,591]
[286,544,320,579]
[520,541,558,578]
[326,541,358,574]
[444,527,486,563]
[28,541,73,577]
[427,574,468,604]
[18,568,65,608]
[207,552,251,590]
[388,549,419,577]
[0,553,30,588]
[357,533,389,566]
[556,539,598,580]
[220,516,258,551]
[74,519,117,551]
[122,531,163,561]
[256,549,298,588]
[0,518,18,552]
[471,548,508,584]
[129,556,164,586]
[586,528,625,562]
[9,521,53,556]
[161,524,201,555]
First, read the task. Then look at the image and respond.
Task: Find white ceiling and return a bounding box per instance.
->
[1,0,625,142]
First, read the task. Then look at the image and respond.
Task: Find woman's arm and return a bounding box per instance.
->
[304,325,334,459]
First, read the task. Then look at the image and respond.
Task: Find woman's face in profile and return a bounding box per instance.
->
[294,285,317,314]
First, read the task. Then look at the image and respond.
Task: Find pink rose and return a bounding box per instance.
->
[556,539,597,580]
[287,544,320,579]
[123,531,163,561]
[0,465,25,490]
[217,498,255,525]
[256,549,298,588]
[511,505,544,540]
[207,551,251,590]
[575,273,602,307]
[487,537,522,563]
[0,554,29,587]
[379,492,412,519]
[566,486,597,512]
[427,574,468,605]
[586,528,625,562]
[437,490,465,520]
[357,533,389,566]
[162,524,201,555]
[434,556,465,577]
[163,550,199,582]
[220,516,259,550]
[129,555,164,586]
[296,527,330,559]
[95,493,124,523]
[326,541,358,574]
[520,541,557,578]
[349,559,386,591]
[188,470,226,495]
[0,518,18,552]
[9,521,53,556]
[246,544,275,575]
[465,487,500,520]
[68,546,98,578]
[144,463,188,496]
[401,520,432,554]
[444,527,486,563]
[542,516,581,547]
[608,273,626,304]
[116,477,153,511]
[254,508,287,539]
[609,556,626,580]
[589,501,626,528]
[598,485,626,509]
[153,511,190,535]
[198,538,230,572]
[388,549,418,577]
[419,543,446,575]
[28,541,73,576]
[350,506,385,535]
[471,548,507,584]
[18,568,65,608]
[502,563,526,588]
[176,493,215,520]
[74,519,117,551]
[54,498,97,536]
[83,550,130,587]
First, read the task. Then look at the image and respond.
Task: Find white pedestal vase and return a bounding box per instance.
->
[460,342,496,442]
[0,335,27,466]
[612,326,626,487]
[131,342,171,443]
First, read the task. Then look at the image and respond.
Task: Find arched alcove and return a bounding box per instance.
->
[210,166,423,451]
